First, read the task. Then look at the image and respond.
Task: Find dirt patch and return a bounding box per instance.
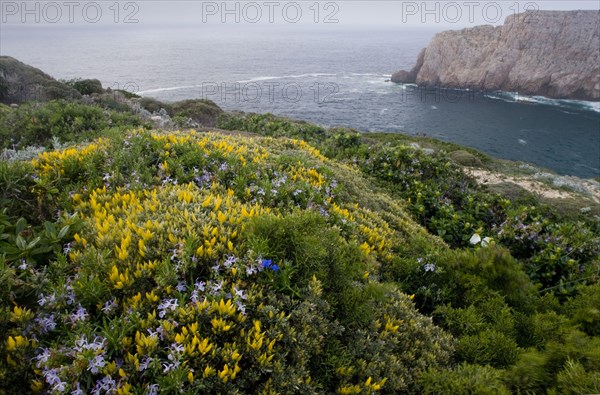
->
[466,168,600,204]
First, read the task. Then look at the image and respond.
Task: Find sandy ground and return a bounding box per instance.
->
[466,169,600,204]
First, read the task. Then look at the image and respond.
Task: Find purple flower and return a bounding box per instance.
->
[88,354,106,374]
[424,263,436,272]
[36,314,57,333]
[102,298,117,314]
[92,375,116,395]
[147,384,159,395]
[72,382,85,395]
[246,265,258,275]
[157,298,179,318]
[43,368,67,393]
[139,356,153,372]
[70,305,88,324]
[223,254,238,268]
[210,281,223,295]
[35,348,51,368]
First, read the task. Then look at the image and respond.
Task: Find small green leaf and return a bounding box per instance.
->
[58,225,70,239]
[15,218,27,234]
[26,236,41,250]
[15,235,26,250]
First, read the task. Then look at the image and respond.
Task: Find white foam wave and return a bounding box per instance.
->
[484,91,600,114]
[138,85,201,94]
[237,73,337,83]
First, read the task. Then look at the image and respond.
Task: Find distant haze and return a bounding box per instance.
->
[0,1,598,29]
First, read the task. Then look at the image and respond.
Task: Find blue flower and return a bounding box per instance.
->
[261,259,280,272]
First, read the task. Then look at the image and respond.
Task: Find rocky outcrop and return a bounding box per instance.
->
[0,56,81,104]
[391,10,600,101]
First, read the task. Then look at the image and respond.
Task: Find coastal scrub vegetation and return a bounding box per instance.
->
[0,99,599,394]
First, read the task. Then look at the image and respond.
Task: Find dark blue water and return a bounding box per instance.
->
[1,24,599,178]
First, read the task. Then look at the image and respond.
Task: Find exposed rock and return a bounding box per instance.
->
[0,56,80,104]
[392,10,600,101]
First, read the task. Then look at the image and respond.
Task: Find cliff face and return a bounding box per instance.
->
[392,10,600,101]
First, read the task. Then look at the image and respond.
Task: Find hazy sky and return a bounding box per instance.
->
[1,1,598,28]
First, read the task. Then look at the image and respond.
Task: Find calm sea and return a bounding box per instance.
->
[2,24,599,178]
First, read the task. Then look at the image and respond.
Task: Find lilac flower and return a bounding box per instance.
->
[293,189,303,196]
[139,356,153,372]
[38,293,56,307]
[92,375,116,395]
[102,173,111,181]
[235,301,246,315]
[210,281,223,295]
[223,255,238,268]
[157,298,179,318]
[88,354,106,374]
[424,263,436,272]
[162,362,178,373]
[233,287,247,300]
[246,265,257,276]
[63,242,72,254]
[18,260,27,270]
[194,280,206,292]
[170,343,184,355]
[102,298,117,314]
[176,281,186,292]
[72,382,85,395]
[35,348,51,368]
[211,263,221,273]
[43,368,67,392]
[147,384,159,395]
[36,314,57,333]
[65,287,76,306]
[70,305,88,324]
[74,336,106,353]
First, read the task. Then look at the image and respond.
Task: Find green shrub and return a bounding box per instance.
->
[564,283,600,336]
[555,359,600,394]
[0,100,146,149]
[448,150,483,167]
[171,99,223,126]
[138,97,173,114]
[68,78,104,95]
[504,350,551,394]
[420,363,510,395]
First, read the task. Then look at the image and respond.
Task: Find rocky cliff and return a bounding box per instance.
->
[392,10,600,101]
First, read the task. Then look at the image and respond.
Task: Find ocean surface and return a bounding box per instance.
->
[2,24,599,178]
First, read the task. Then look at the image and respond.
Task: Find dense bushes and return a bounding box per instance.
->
[0,130,455,393]
[0,100,146,149]
[0,108,598,393]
